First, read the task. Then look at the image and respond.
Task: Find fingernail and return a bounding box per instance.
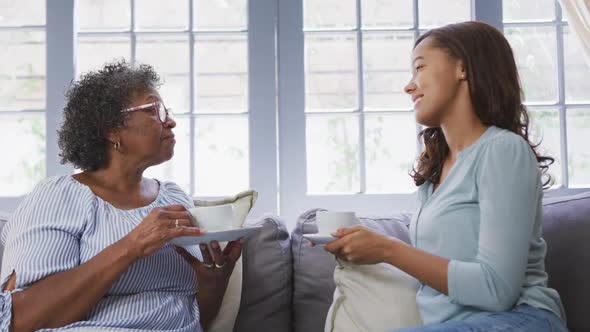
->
[211,241,219,249]
[310,242,315,247]
[239,237,245,244]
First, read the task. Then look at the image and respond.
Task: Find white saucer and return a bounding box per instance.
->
[302,234,338,245]
[171,226,263,247]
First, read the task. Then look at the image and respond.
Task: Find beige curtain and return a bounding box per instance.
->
[558,0,590,66]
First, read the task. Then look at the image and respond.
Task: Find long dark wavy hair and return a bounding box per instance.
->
[409,21,554,188]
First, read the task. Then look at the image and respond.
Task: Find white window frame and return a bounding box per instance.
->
[1,0,588,218]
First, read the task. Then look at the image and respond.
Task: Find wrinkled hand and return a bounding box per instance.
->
[174,239,243,300]
[324,225,396,265]
[122,204,205,260]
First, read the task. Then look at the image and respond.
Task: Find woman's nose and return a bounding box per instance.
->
[164,115,176,128]
[404,80,416,95]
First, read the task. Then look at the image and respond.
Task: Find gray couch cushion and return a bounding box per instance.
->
[291,208,412,332]
[234,215,292,332]
[542,190,590,332]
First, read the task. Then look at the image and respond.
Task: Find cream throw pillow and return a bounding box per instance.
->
[194,190,258,332]
[325,259,422,332]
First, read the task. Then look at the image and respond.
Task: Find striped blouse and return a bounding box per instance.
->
[0,175,203,331]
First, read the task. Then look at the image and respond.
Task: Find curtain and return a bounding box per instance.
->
[558,0,590,66]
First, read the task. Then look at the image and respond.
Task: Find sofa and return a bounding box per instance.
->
[0,189,588,332]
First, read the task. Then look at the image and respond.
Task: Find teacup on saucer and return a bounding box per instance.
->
[316,211,359,235]
[189,204,234,232]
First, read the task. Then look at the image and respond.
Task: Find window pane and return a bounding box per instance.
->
[77,0,130,31]
[195,34,248,113]
[0,113,45,196]
[365,113,416,193]
[306,114,359,194]
[304,0,355,30]
[144,115,191,191]
[0,0,45,26]
[362,0,413,28]
[363,32,414,110]
[136,35,190,113]
[77,35,131,75]
[418,0,471,28]
[135,0,188,31]
[503,0,555,22]
[305,33,358,111]
[0,31,46,110]
[567,109,590,187]
[194,115,249,196]
[529,109,562,187]
[564,26,590,103]
[505,27,558,103]
[194,0,247,31]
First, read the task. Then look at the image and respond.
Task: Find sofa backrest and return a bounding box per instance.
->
[0,190,588,332]
[542,190,590,332]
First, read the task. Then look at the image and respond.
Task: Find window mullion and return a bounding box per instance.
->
[413,0,422,155]
[473,0,503,31]
[189,0,196,196]
[278,0,306,218]
[46,0,75,177]
[248,0,280,215]
[130,0,136,63]
[555,1,569,187]
[356,0,366,194]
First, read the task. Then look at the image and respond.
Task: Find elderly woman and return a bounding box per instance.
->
[0,61,241,331]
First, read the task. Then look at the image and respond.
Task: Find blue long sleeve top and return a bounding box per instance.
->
[409,126,565,325]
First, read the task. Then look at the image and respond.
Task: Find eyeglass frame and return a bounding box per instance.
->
[120,101,172,125]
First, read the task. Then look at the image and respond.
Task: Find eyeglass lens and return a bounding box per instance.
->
[157,103,167,122]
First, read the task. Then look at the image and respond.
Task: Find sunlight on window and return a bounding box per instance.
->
[76,0,250,196]
[0,114,46,196]
[0,0,46,197]
[303,0,471,194]
[567,109,590,187]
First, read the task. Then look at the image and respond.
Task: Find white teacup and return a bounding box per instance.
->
[316,211,359,235]
[189,204,234,232]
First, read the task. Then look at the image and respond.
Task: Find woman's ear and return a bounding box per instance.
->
[456,61,467,81]
[106,131,119,145]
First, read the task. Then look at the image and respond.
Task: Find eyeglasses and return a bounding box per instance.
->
[121,101,171,124]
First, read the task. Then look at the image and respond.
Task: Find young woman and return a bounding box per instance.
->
[324,21,568,331]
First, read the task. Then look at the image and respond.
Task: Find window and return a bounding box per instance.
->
[0,0,588,218]
[277,0,472,218]
[0,0,46,198]
[504,0,590,188]
[75,0,250,196]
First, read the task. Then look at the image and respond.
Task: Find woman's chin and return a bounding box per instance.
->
[415,110,440,128]
[163,151,174,162]
[415,110,430,127]
[153,150,174,166]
